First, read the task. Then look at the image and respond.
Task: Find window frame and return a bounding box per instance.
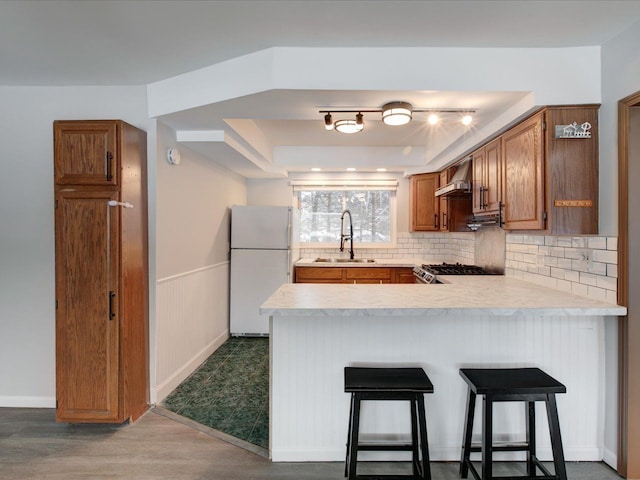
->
[292,181,397,250]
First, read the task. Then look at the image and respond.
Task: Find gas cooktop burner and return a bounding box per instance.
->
[422,262,488,275]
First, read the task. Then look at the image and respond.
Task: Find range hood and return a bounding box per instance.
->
[435,159,471,197]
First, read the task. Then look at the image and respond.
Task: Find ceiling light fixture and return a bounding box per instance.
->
[381,101,413,126]
[319,103,476,133]
[324,113,334,130]
[428,114,440,125]
[335,118,364,134]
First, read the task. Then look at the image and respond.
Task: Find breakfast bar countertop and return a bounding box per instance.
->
[260,276,627,317]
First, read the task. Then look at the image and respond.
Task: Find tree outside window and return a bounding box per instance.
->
[297,189,392,245]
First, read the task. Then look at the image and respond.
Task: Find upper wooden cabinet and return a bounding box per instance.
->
[54,121,119,186]
[472,137,503,216]
[469,105,599,234]
[410,173,440,231]
[502,112,545,230]
[544,106,599,235]
[438,170,450,232]
[54,120,149,424]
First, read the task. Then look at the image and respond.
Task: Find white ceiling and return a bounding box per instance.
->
[3,0,640,177]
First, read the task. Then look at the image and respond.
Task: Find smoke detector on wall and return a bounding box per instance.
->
[167,148,181,165]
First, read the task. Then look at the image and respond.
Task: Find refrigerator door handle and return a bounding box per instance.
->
[287,249,291,279]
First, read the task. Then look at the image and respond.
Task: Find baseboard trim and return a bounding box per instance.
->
[602,446,617,470]
[0,396,56,408]
[154,330,229,402]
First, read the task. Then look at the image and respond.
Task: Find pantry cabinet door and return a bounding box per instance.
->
[55,190,121,422]
[54,121,118,186]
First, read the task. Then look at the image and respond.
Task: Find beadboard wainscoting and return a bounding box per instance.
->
[271,313,608,462]
[156,262,230,402]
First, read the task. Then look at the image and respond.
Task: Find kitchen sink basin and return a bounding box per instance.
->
[314,257,376,263]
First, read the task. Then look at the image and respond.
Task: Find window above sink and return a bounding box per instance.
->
[293,181,397,249]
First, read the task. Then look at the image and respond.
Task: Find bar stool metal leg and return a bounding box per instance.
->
[410,397,420,477]
[347,393,362,480]
[417,393,432,480]
[546,394,568,480]
[460,388,476,478]
[345,393,355,477]
[481,394,493,480]
[526,400,536,477]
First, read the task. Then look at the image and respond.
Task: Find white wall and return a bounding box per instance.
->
[0,86,149,407]
[598,18,640,468]
[154,122,247,402]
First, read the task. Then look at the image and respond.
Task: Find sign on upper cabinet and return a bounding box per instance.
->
[555,121,592,138]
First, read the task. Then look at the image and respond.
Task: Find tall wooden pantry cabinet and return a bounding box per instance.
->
[54,120,149,423]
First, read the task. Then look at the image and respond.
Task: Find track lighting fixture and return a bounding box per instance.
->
[320,102,475,134]
[381,102,412,126]
[324,113,334,130]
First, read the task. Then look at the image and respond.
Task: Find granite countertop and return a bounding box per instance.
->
[295,258,420,268]
[260,276,627,317]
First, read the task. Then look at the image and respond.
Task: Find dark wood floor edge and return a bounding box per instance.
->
[151,405,270,459]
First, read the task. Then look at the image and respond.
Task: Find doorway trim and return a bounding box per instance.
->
[617,90,640,478]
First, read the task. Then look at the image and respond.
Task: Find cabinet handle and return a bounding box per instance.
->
[106,152,113,181]
[108,291,116,320]
[434,213,438,229]
[443,212,448,229]
[480,186,486,209]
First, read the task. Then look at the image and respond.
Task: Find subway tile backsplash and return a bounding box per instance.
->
[505,234,619,304]
[301,232,475,264]
[301,232,619,304]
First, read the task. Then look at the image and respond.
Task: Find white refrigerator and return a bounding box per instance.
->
[229,205,299,336]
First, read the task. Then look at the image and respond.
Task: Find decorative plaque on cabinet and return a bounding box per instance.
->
[555,121,592,138]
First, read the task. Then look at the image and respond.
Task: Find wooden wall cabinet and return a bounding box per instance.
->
[472,137,503,216]
[501,106,599,233]
[544,106,599,234]
[54,120,149,424]
[410,173,440,231]
[502,112,545,230]
[469,105,599,234]
[439,170,449,232]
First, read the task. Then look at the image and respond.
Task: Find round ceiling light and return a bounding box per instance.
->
[335,119,364,134]
[381,101,413,126]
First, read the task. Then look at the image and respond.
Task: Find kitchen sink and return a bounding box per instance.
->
[314,257,376,263]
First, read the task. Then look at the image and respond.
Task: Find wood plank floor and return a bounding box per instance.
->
[0,407,621,479]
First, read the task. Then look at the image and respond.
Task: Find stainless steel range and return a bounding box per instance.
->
[423,263,489,275]
[412,262,492,283]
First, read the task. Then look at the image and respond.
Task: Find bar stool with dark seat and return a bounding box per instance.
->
[344,367,434,480]
[459,367,567,480]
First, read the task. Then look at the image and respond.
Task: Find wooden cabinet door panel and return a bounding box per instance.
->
[484,138,503,212]
[439,170,449,231]
[393,268,416,284]
[54,121,118,186]
[502,113,545,230]
[345,267,391,281]
[295,267,343,282]
[55,190,121,422]
[410,173,440,231]
[472,147,485,214]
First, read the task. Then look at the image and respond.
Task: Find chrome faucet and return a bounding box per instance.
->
[340,209,355,260]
